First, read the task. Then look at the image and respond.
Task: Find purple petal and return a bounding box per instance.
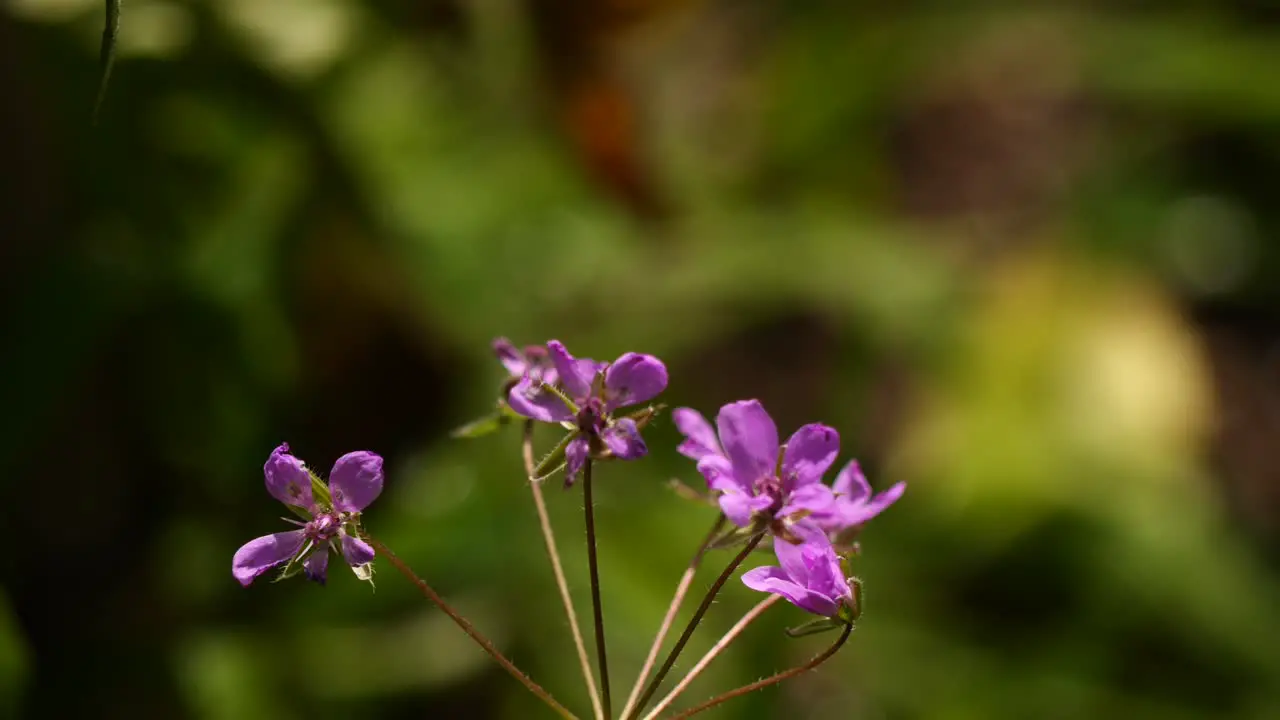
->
[773,533,814,586]
[564,435,589,484]
[507,378,574,423]
[232,530,305,587]
[831,461,871,502]
[547,340,602,400]
[834,481,906,528]
[799,542,851,602]
[303,548,329,585]
[341,534,376,566]
[264,444,314,508]
[603,353,668,410]
[777,483,835,519]
[673,408,722,460]
[741,567,840,617]
[698,455,749,496]
[329,451,384,513]
[492,337,527,376]
[718,489,774,527]
[601,418,647,460]
[716,400,779,484]
[781,424,839,489]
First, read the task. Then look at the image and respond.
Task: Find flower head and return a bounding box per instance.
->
[741,526,854,619]
[674,400,839,528]
[232,444,383,587]
[507,340,667,482]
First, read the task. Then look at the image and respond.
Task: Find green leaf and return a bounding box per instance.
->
[533,430,577,480]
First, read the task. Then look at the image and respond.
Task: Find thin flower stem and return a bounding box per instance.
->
[667,622,853,720]
[367,536,579,720]
[582,458,613,719]
[640,594,782,720]
[625,532,765,720]
[523,423,605,720]
[619,515,726,720]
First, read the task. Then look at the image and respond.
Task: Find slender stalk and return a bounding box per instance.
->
[582,459,613,718]
[367,536,579,720]
[619,515,726,720]
[641,594,782,720]
[625,532,764,719]
[522,423,605,720]
[667,622,853,720]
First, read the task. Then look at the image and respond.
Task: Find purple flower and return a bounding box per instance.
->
[673,400,839,528]
[741,526,854,619]
[232,444,383,587]
[492,337,557,387]
[507,340,667,481]
[804,461,905,537]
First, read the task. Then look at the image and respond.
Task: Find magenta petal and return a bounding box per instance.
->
[492,337,527,376]
[341,535,376,566]
[673,408,721,460]
[716,400,779,484]
[837,481,906,527]
[264,444,314,508]
[696,455,740,493]
[232,530,305,587]
[781,424,840,489]
[741,567,839,617]
[603,353,668,410]
[717,490,759,527]
[303,548,329,585]
[547,340,601,400]
[565,435,589,484]
[773,534,813,586]
[832,461,871,502]
[329,451,384,513]
[778,483,835,519]
[602,418,647,459]
[507,378,574,422]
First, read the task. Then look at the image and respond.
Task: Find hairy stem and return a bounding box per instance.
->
[641,594,781,720]
[582,459,612,718]
[625,532,764,719]
[367,536,579,720]
[523,423,604,720]
[667,622,853,719]
[619,515,726,720]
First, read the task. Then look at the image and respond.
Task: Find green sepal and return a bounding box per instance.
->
[785,616,846,638]
[625,403,666,430]
[284,504,312,522]
[308,470,332,508]
[450,410,511,439]
[273,542,316,583]
[533,430,577,480]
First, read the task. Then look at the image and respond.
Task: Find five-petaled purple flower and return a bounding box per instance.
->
[741,525,854,619]
[673,400,841,528]
[233,444,383,587]
[507,340,667,482]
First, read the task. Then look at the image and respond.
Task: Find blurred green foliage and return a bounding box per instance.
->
[2,1,1280,718]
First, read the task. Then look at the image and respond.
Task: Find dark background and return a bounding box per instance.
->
[2,1,1279,718]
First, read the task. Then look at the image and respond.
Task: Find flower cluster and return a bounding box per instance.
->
[674,399,903,619]
[233,337,904,720]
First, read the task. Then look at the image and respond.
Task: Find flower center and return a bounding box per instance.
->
[576,397,606,435]
[305,512,341,542]
[754,474,784,511]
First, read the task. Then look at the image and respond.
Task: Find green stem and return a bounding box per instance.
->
[667,622,852,719]
[625,532,764,719]
[581,459,612,718]
[367,536,579,720]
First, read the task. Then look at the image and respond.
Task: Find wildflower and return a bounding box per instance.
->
[803,461,905,538]
[507,340,667,481]
[232,444,383,587]
[673,400,839,528]
[741,525,854,619]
